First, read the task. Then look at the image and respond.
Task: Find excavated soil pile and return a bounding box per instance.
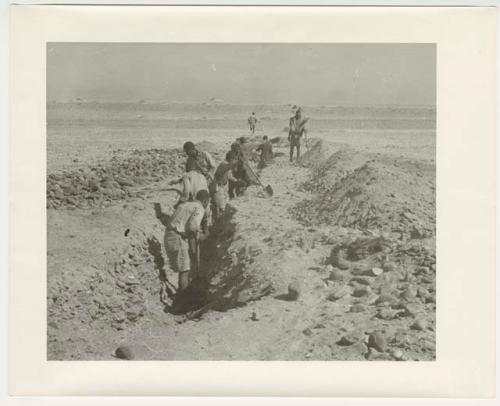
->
[293,156,435,239]
[47,148,186,209]
[297,138,326,168]
[195,140,218,154]
[301,148,372,192]
[46,205,171,360]
[47,229,156,334]
[270,136,287,147]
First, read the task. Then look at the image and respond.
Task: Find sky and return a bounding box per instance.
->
[47,43,436,106]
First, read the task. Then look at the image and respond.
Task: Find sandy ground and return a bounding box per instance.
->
[47,102,435,361]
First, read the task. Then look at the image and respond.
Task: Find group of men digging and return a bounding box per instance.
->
[165,108,308,295]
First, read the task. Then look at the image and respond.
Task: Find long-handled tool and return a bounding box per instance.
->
[290,117,310,151]
[193,236,201,279]
[303,129,310,151]
[244,162,274,197]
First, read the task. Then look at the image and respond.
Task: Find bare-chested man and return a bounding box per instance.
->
[288,107,308,162]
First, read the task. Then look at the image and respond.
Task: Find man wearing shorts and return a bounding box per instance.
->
[288,107,308,162]
[164,190,210,292]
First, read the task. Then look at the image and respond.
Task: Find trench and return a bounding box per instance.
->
[139,200,256,320]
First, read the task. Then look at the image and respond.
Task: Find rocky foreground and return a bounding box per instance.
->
[47,137,435,361]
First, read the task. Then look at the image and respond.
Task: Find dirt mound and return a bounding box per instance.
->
[196,140,217,154]
[301,148,371,192]
[47,149,185,209]
[46,204,172,359]
[48,230,156,334]
[292,158,435,238]
[270,136,289,148]
[298,138,326,167]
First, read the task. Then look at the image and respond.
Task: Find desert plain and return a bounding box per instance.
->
[47,101,436,361]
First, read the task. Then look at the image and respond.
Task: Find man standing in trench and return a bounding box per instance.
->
[183,141,217,188]
[164,190,211,293]
[183,141,217,225]
[168,159,208,205]
[229,141,252,196]
[256,135,274,169]
[212,151,240,220]
[288,107,308,162]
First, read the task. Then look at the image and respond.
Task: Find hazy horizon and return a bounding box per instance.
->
[48,43,436,107]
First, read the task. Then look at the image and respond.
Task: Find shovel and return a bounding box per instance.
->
[244,162,274,197]
[303,130,309,151]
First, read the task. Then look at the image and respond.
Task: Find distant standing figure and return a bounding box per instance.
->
[248,112,258,135]
[256,135,274,169]
[288,107,308,162]
[164,190,211,292]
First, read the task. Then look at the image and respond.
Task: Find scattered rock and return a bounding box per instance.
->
[410,319,427,331]
[302,328,313,336]
[329,269,345,281]
[350,276,372,286]
[421,340,436,352]
[327,286,351,301]
[366,347,393,361]
[287,282,301,301]
[350,304,366,313]
[376,308,397,320]
[382,262,397,272]
[400,286,418,301]
[353,341,369,355]
[48,321,59,329]
[378,271,399,285]
[115,345,134,360]
[351,266,370,276]
[391,348,404,360]
[375,294,398,305]
[337,331,364,346]
[402,303,420,317]
[368,332,387,352]
[116,177,134,187]
[352,286,371,297]
[371,267,383,276]
[417,287,430,300]
[126,303,145,322]
[329,248,350,270]
[336,257,351,270]
[346,236,391,261]
[378,283,397,297]
[415,266,430,275]
[425,296,436,304]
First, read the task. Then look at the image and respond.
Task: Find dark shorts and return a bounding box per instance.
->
[289,135,301,147]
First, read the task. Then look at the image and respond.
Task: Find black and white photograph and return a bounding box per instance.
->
[46,42,436,361]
